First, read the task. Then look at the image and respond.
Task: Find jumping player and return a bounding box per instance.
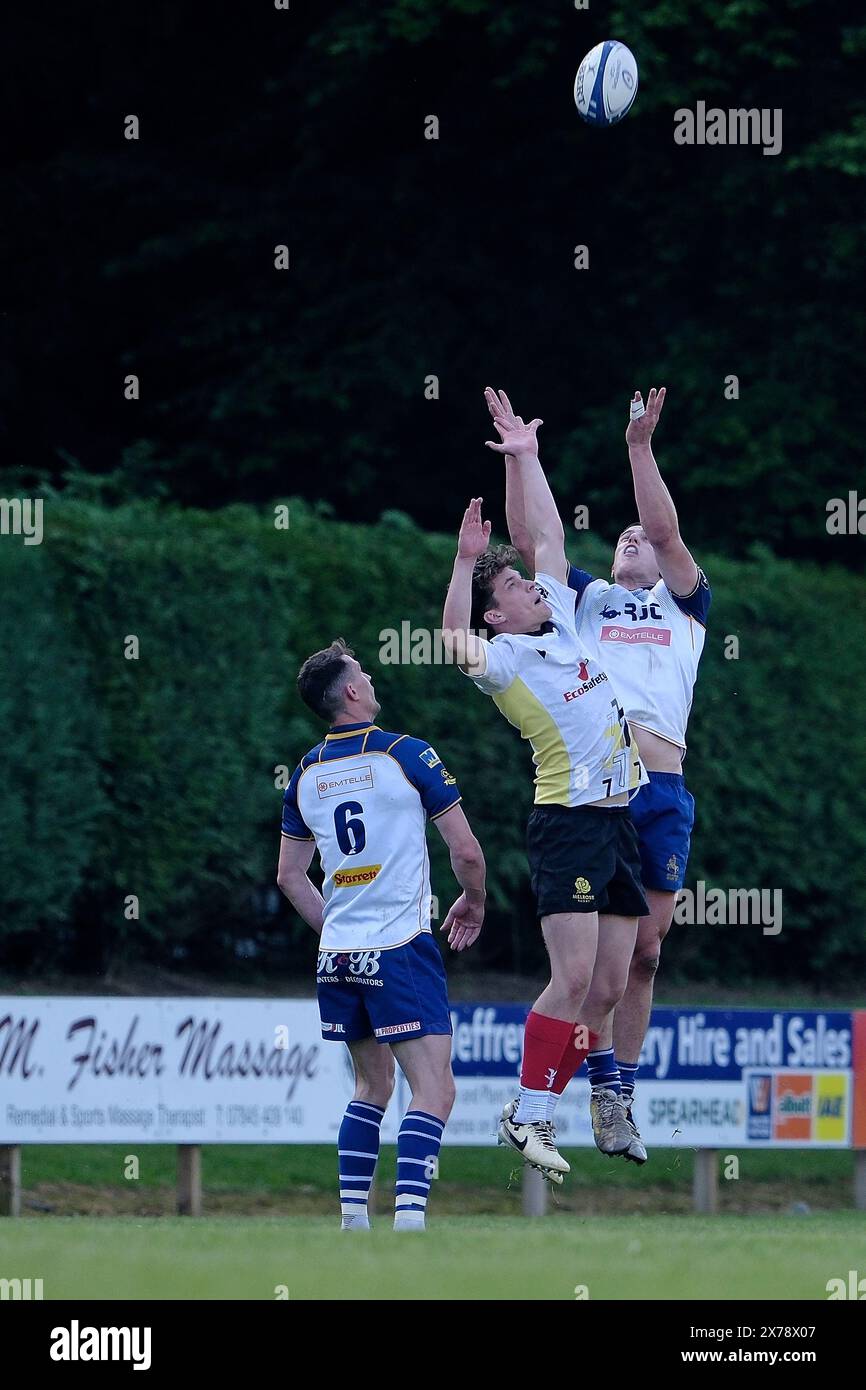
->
[501,386,711,1160]
[441,408,649,1182]
[277,639,486,1230]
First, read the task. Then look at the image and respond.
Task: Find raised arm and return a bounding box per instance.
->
[625,388,699,596]
[442,497,491,676]
[484,388,567,582]
[504,454,536,574]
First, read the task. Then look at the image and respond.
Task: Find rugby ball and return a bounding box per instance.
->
[574,40,639,127]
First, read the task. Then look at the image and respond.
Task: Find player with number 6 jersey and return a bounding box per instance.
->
[277,638,487,1232]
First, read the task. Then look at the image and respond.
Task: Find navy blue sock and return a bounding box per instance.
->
[586,1047,621,1094]
[394,1110,444,1229]
[338,1100,385,1222]
[618,1060,639,1100]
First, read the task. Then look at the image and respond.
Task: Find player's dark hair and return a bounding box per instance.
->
[297,638,354,721]
[471,544,520,637]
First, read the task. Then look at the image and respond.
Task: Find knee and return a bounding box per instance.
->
[430,1066,456,1117]
[631,911,670,982]
[592,979,628,1015]
[411,1069,455,1122]
[439,1071,457,1117]
[631,948,661,982]
[354,1066,396,1111]
[557,969,593,1013]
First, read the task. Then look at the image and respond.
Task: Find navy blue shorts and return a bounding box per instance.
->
[629,771,695,893]
[316,934,452,1045]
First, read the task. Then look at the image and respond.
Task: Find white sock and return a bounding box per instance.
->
[514,1085,549,1123]
[341,1213,370,1231]
[546,1089,562,1123]
[394,1211,426,1232]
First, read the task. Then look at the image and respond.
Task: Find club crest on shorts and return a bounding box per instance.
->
[573,876,594,903]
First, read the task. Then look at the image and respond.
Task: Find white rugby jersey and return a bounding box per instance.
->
[282,723,461,951]
[467,571,647,807]
[568,565,711,752]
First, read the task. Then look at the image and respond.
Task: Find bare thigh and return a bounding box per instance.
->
[580,913,639,1032]
[533,911,598,1019]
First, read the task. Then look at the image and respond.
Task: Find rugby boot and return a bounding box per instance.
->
[499,1100,569,1184]
[590,1086,635,1157]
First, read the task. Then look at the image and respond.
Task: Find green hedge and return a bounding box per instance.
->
[2,497,864,982]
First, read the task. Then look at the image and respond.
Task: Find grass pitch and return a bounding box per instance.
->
[3,1213,865,1300]
[9,1146,864,1300]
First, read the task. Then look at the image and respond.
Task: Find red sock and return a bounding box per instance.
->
[550,1025,600,1096]
[520,1011,577,1092]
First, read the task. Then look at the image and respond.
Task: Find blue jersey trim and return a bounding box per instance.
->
[670,568,711,625]
[301,743,326,769]
[566,563,596,606]
[282,757,317,839]
[325,721,378,740]
[368,730,462,819]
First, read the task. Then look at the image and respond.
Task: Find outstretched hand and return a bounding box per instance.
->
[484,386,542,459]
[626,387,666,448]
[457,496,492,559]
[440,892,484,952]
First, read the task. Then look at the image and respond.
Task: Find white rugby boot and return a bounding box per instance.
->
[499,1100,569,1184]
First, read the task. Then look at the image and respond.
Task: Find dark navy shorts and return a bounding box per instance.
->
[526,803,649,919]
[629,771,695,893]
[316,933,452,1045]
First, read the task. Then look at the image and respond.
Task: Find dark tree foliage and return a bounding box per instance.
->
[2,499,864,983]
[2,1,864,565]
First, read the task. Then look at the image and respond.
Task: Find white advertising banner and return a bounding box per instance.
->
[0,997,390,1145]
[0,999,858,1147]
